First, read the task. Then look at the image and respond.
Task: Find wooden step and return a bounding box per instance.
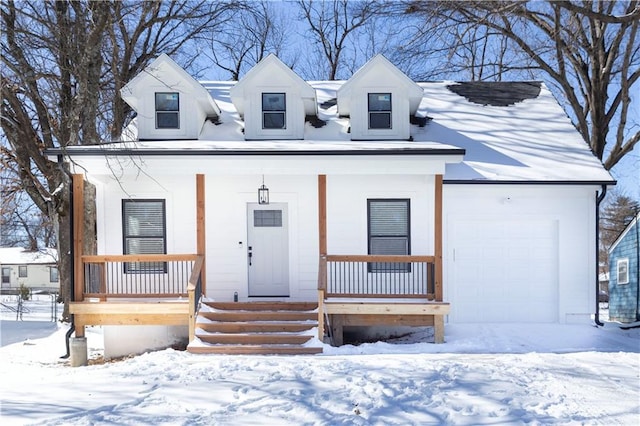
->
[197,321,315,334]
[199,311,317,322]
[196,333,312,345]
[188,345,323,355]
[189,301,322,355]
[204,301,317,311]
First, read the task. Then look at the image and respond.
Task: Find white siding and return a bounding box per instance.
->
[444,185,597,324]
[96,174,197,256]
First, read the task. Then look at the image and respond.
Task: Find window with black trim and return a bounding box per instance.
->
[19,265,27,277]
[262,93,286,129]
[1,267,10,284]
[368,93,392,129]
[155,92,179,129]
[122,199,167,273]
[50,267,58,282]
[368,199,410,272]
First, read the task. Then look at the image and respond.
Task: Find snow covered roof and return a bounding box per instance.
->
[0,247,58,265]
[609,211,640,252]
[48,79,613,184]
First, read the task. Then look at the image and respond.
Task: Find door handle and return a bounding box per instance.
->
[248,246,253,266]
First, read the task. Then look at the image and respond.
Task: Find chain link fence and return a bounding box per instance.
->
[0,293,60,322]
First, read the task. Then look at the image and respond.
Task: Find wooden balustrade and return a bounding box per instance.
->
[188,255,204,342]
[81,254,200,300]
[320,254,436,299]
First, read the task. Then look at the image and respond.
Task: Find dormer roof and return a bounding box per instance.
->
[337,54,423,116]
[121,53,220,118]
[230,54,317,117]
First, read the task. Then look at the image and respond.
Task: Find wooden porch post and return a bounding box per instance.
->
[196,174,206,294]
[434,174,444,343]
[434,174,443,301]
[318,175,327,340]
[72,174,85,337]
[319,175,327,256]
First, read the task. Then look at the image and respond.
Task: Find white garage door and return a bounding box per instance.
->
[448,218,558,323]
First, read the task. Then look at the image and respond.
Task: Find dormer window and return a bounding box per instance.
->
[155,92,180,129]
[262,93,286,129]
[368,93,392,129]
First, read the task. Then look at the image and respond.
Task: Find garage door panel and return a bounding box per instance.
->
[449,218,558,323]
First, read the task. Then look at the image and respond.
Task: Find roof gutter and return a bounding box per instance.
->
[595,184,607,327]
[636,209,639,322]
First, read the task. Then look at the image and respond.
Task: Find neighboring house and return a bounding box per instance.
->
[608,212,640,323]
[0,247,59,293]
[46,54,614,359]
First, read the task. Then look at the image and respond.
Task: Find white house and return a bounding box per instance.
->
[47,54,614,359]
[0,247,59,293]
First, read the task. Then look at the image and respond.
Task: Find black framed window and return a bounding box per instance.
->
[18,265,27,277]
[262,93,286,129]
[50,267,58,282]
[368,199,410,272]
[368,93,392,129]
[1,267,10,284]
[122,199,167,273]
[155,92,180,129]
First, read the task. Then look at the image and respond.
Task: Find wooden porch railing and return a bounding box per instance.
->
[187,255,204,342]
[318,255,436,299]
[81,254,201,300]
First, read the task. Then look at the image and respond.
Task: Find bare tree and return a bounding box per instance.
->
[599,190,640,273]
[404,0,640,171]
[1,0,236,320]
[204,1,295,80]
[297,0,383,79]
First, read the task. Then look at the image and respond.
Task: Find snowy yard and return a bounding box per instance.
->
[0,300,638,425]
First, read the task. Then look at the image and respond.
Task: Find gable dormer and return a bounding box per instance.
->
[120,54,220,140]
[337,55,423,141]
[230,54,316,140]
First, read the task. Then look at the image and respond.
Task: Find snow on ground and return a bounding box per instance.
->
[0,299,638,425]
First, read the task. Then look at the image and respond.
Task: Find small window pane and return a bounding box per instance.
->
[262,93,285,111]
[19,265,27,277]
[263,112,285,129]
[369,112,391,129]
[50,267,58,282]
[370,237,408,254]
[1,267,10,284]
[368,93,391,111]
[156,112,179,129]
[254,210,283,227]
[155,93,179,111]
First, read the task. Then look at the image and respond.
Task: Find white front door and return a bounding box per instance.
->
[247,203,289,297]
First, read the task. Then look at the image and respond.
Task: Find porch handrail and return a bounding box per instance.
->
[187,255,204,342]
[81,253,200,299]
[82,254,200,262]
[321,254,436,299]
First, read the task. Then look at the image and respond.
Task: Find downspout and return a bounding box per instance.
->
[636,210,640,321]
[595,185,607,326]
[60,155,75,358]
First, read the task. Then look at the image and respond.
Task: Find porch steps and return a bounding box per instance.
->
[187,301,323,355]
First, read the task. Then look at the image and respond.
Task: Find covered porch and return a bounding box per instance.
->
[69,169,450,355]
